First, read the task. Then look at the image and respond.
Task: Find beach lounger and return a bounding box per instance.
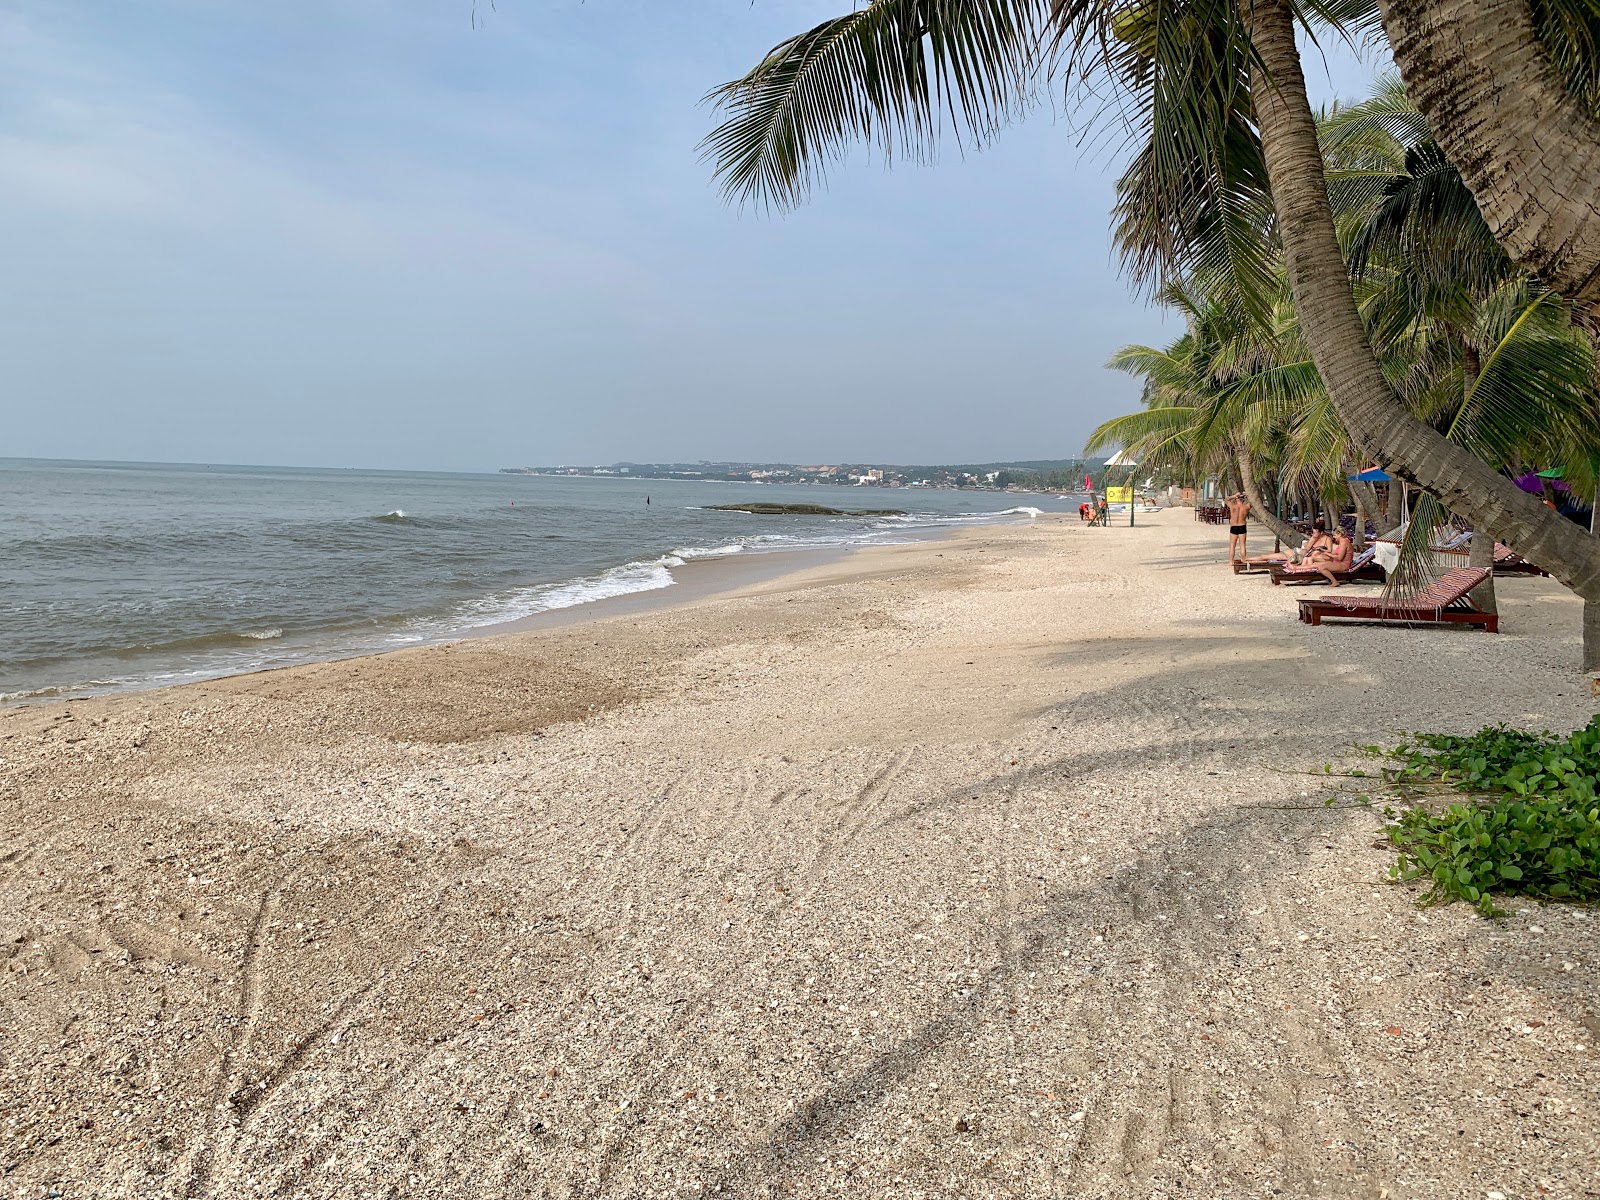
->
[1493,543,1550,577]
[1269,547,1383,586]
[1297,567,1498,632]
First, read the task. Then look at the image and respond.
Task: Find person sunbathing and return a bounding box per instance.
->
[1244,520,1330,566]
[1286,530,1354,585]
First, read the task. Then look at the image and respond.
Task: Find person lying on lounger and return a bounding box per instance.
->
[1243,519,1330,567]
[1285,529,1354,585]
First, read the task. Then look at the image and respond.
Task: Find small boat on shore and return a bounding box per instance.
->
[1107,502,1163,515]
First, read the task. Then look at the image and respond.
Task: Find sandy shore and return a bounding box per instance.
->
[3,512,1596,1200]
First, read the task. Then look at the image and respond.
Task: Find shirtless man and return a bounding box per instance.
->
[1225,492,1251,564]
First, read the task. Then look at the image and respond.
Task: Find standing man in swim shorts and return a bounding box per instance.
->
[1226,491,1251,565]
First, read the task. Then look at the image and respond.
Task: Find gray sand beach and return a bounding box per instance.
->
[3,512,1595,1199]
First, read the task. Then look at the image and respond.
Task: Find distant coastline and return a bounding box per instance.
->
[500,457,1106,494]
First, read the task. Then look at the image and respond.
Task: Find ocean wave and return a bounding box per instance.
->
[671,542,746,560]
[438,559,679,634]
[999,506,1044,518]
[539,561,675,609]
[372,510,410,524]
[238,627,284,640]
[0,680,121,703]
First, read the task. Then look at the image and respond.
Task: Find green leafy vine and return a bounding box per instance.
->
[1379,716,1600,917]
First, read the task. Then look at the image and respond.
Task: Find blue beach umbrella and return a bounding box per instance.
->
[1347,467,1391,482]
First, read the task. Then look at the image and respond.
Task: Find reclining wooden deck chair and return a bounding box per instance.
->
[1493,542,1551,577]
[1297,567,1498,632]
[1269,546,1385,586]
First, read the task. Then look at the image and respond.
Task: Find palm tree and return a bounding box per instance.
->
[1376,0,1600,319]
[1087,280,1335,549]
[1322,79,1600,602]
[1240,0,1600,663]
[702,0,1600,666]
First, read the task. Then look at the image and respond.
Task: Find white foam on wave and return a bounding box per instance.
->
[672,542,746,560]
[428,522,920,638]
[432,558,680,637]
[238,627,284,640]
[999,506,1044,518]
[534,560,676,611]
[1,680,119,703]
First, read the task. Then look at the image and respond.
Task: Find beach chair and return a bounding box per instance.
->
[1493,543,1550,577]
[1269,546,1384,586]
[1297,566,1497,631]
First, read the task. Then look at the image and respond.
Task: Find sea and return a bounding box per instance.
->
[1,459,1076,704]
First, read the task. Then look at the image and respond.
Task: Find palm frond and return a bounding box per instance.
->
[1533,0,1600,114]
[1065,0,1281,316]
[1083,404,1198,457]
[1318,72,1430,157]
[701,0,1047,209]
[1455,283,1600,482]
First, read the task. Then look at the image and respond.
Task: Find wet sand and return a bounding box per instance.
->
[2,511,1596,1199]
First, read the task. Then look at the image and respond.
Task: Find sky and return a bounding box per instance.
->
[0,2,1385,472]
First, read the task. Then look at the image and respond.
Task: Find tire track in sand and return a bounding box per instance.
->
[792,749,914,907]
[180,887,280,1198]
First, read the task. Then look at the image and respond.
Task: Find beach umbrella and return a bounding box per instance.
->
[1513,469,1572,495]
[1347,467,1391,482]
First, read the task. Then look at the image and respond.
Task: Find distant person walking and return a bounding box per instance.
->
[1226,492,1251,564]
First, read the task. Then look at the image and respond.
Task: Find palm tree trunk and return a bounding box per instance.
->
[1348,488,1368,551]
[1469,523,1497,613]
[1236,447,1302,547]
[1349,480,1384,543]
[1241,0,1600,669]
[1457,340,1496,609]
[1378,0,1600,319]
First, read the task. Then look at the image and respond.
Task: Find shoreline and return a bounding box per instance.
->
[470,535,898,640]
[4,511,1595,1199]
[4,519,988,710]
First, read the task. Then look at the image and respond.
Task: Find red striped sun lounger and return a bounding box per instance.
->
[1493,543,1550,577]
[1269,547,1383,586]
[1296,567,1498,632]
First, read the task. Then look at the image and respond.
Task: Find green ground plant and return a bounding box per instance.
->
[1380,717,1600,916]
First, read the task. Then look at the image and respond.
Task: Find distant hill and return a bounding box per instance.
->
[500,458,1108,491]
[506,458,1106,474]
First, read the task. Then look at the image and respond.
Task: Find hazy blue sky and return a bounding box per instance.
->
[1,2,1383,472]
